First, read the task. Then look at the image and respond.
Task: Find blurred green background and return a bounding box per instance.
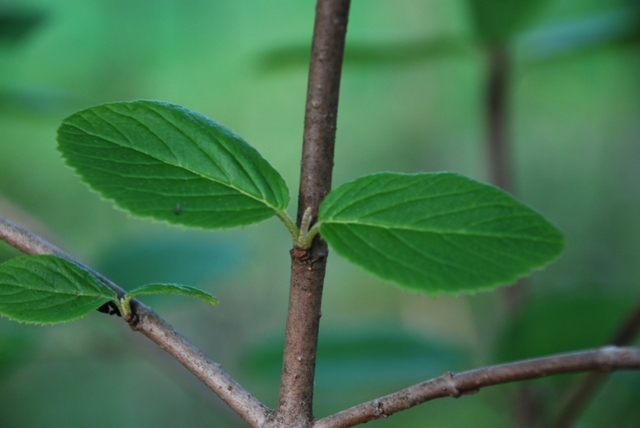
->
[1,0,639,427]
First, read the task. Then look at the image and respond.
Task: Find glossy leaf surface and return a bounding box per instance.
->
[0,255,116,324]
[57,100,289,229]
[319,172,565,295]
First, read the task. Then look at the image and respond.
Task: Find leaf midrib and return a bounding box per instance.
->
[110,103,281,211]
[0,273,113,298]
[62,121,282,213]
[0,263,114,298]
[320,219,561,243]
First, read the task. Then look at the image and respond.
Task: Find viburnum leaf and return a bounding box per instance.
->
[0,255,117,324]
[57,100,289,229]
[318,172,565,295]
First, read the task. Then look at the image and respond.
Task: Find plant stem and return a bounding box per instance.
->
[270,0,351,426]
[486,45,529,314]
[0,215,270,427]
[313,346,640,428]
[486,44,535,427]
[487,45,511,193]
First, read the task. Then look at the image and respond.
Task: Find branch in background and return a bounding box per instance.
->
[487,45,511,194]
[271,0,351,426]
[486,45,529,314]
[486,44,536,428]
[551,299,640,428]
[314,347,640,428]
[0,215,269,428]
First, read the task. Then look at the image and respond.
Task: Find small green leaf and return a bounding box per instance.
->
[0,255,117,324]
[126,283,218,307]
[318,172,565,295]
[258,36,474,71]
[57,100,289,229]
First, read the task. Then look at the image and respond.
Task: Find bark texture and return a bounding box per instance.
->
[269,1,351,427]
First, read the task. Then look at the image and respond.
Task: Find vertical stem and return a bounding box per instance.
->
[487,45,511,193]
[487,45,537,428]
[270,1,351,426]
[486,45,528,313]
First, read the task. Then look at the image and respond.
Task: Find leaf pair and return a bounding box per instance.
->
[57,100,564,297]
[0,255,217,324]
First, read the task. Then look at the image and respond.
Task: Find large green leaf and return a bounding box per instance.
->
[0,255,117,324]
[318,172,565,295]
[496,293,635,363]
[57,100,289,229]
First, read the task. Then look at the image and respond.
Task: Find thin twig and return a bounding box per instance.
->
[270,0,351,426]
[313,346,640,428]
[0,215,270,428]
[551,299,640,428]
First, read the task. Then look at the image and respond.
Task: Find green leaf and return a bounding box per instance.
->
[0,255,117,324]
[0,8,47,44]
[57,100,289,229]
[517,7,640,62]
[258,36,474,72]
[126,283,218,307]
[318,172,565,295]
[467,0,552,44]
[496,293,634,363]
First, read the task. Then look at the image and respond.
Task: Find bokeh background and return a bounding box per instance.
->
[1,0,639,427]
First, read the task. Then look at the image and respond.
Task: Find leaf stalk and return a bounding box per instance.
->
[276,210,300,242]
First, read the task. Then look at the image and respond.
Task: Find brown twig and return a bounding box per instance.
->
[0,215,270,428]
[313,346,640,428]
[268,1,351,427]
[551,299,640,428]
